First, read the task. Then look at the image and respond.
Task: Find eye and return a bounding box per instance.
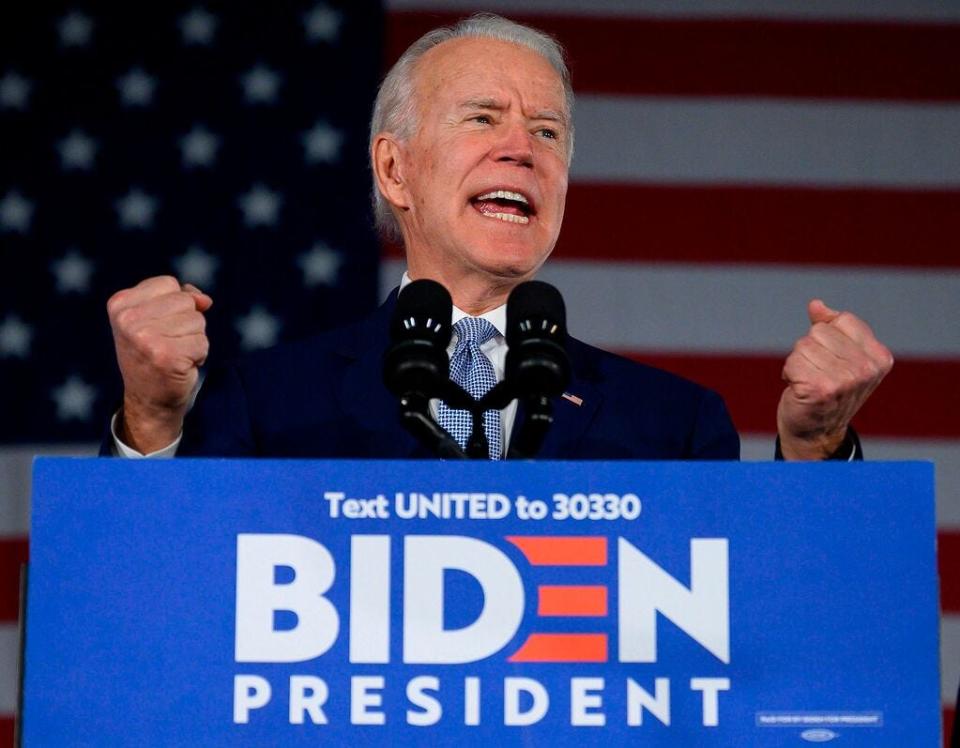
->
[537,127,559,140]
[470,114,492,125]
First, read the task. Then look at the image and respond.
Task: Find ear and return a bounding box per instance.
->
[372,134,411,211]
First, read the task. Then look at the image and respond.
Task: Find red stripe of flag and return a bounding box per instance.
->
[940,531,960,614]
[387,12,960,101]
[555,185,960,268]
[0,539,27,623]
[626,353,960,439]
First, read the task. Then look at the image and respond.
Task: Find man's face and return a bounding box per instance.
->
[394,37,570,291]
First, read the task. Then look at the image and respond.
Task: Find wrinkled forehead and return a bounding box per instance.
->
[411,36,569,120]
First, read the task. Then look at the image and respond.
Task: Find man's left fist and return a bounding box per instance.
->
[777,299,894,460]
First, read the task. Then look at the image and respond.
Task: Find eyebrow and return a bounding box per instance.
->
[460,97,500,110]
[458,98,568,125]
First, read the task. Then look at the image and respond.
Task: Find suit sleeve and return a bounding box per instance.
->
[178,362,258,456]
[689,389,741,459]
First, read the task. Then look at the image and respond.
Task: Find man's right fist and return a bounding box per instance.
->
[107,275,212,453]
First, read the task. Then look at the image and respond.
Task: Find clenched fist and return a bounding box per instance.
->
[777,299,894,460]
[107,275,212,453]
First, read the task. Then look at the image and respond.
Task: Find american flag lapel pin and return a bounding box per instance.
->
[561,392,583,406]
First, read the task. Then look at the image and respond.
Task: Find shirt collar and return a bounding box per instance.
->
[400,272,506,338]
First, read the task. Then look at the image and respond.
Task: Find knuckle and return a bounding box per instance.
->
[878,346,895,372]
[810,375,846,403]
[166,293,188,313]
[177,291,199,310]
[857,359,880,382]
[834,363,857,384]
[136,274,180,298]
[131,327,156,351]
[841,367,860,390]
[819,380,841,400]
[795,337,815,355]
[106,290,128,315]
[146,344,172,371]
[114,307,139,331]
[153,274,180,290]
[807,326,828,345]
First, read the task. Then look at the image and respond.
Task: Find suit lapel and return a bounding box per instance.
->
[510,335,603,459]
[526,374,601,459]
[335,292,434,458]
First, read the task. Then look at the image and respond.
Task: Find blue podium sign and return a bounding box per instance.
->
[24,459,938,746]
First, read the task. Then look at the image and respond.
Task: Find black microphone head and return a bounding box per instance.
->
[506,280,567,341]
[506,281,570,397]
[390,279,453,344]
[384,279,453,398]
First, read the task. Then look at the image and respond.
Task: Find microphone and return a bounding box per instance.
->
[383,279,452,400]
[491,280,571,459]
[504,280,571,398]
[383,280,467,458]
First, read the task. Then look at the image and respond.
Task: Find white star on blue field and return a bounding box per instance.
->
[0,3,382,440]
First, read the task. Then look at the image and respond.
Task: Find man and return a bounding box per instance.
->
[105,15,892,460]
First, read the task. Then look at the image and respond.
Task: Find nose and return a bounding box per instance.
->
[490,119,534,168]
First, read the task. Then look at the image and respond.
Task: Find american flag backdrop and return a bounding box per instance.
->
[1,0,958,743]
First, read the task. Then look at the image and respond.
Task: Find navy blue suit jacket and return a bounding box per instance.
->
[173,294,740,459]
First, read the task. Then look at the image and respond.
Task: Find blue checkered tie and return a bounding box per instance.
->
[437,317,502,459]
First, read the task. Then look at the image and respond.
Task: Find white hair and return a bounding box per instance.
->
[369,13,575,241]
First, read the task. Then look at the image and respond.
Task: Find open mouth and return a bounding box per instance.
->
[470,189,534,225]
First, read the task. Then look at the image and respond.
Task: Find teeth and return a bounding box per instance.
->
[483,212,529,224]
[475,189,529,205]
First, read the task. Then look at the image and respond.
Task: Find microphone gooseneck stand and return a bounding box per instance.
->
[509,395,555,459]
[397,380,493,459]
[384,278,571,460]
[397,393,465,458]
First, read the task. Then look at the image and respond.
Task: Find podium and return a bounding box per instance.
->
[22,458,940,745]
